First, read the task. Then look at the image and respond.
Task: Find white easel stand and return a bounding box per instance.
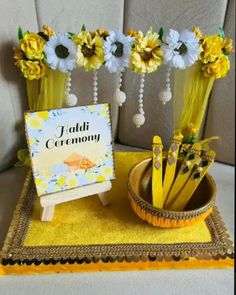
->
[40,181,112,221]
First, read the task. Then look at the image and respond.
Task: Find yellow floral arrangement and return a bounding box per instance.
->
[194,27,233,79]
[13,25,233,165]
[174,27,234,144]
[13,26,51,80]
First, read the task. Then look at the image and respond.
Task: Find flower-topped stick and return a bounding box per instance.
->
[73,25,105,105]
[129,28,163,128]
[176,27,234,143]
[103,30,135,106]
[159,28,200,105]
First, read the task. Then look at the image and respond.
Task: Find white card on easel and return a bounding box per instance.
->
[25,103,115,197]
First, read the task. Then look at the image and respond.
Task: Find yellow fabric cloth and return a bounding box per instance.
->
[26,67,67,111]
[24,152,212,247]
[174,63,215,140]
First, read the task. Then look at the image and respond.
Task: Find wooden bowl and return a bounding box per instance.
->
[128,157,216,228]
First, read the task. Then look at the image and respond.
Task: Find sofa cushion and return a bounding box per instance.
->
[204,0,235,165]
[0,0,38,171]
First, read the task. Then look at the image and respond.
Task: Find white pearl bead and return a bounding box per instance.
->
[65,93,78,107]
[133,113,145,128]
[197,167,203,173]
[186,160,191,166]
[158,88,172,105]
[113,89,126,106]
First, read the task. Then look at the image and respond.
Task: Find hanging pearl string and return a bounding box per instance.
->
[93,70,98,104]
[65,72,71,98]
[64,72,78,107]
[158,65,172,105]
[165,65,171,94]
[118,71,123,89]
[138,73,145,115]
[113,71,127,107]
[133,73,145,128]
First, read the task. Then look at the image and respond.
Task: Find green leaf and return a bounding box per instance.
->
[67,32,75,36]
[81,24,86,32]
[218,27,225,39]
[158,27,164,41]
[18,26,24,40]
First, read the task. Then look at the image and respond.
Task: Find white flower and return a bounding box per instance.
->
[162,29,200,69]
[104,31,134,73]
[45,33,77,72]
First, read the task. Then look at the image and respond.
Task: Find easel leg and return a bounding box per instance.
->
[98,193,110,206]
[41,205,55,221]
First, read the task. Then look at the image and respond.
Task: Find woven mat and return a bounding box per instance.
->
[0,152,234,275]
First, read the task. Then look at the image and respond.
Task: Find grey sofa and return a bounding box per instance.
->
[0,0,234,293]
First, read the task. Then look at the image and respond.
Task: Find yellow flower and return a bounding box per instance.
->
[86,172,95,181]
[38,111,49,120]
[91,28,109,40]
[180,143,191,154]
[130,30,163,74]
[35,178,48,195]
[193,27,203,40]
[29,137,36,145]
[35,178,41,186]
[103,167,113,177]
[67,176,78,188]
[42,24,55,37]
[187,123,199,136]
[100,107,109,120]
[223,38,234,54]
[20,32,45,60]
[54,185,61,191]
[57,177,66,186]
[88,105,96,112]
[25,113,30,120]
[200,35,224,63]
[202,54,230,79]
[127,29,143,41]
[16,60,46,80]
[13,47,24,61]
[96,175,106,182]
[27,115,44,129]
[76,31,104,71]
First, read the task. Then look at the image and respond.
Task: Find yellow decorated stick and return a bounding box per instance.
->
[164,143,202,210]
[162,131,183,204]
[170,150,216,211]
[152,136,163,208]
